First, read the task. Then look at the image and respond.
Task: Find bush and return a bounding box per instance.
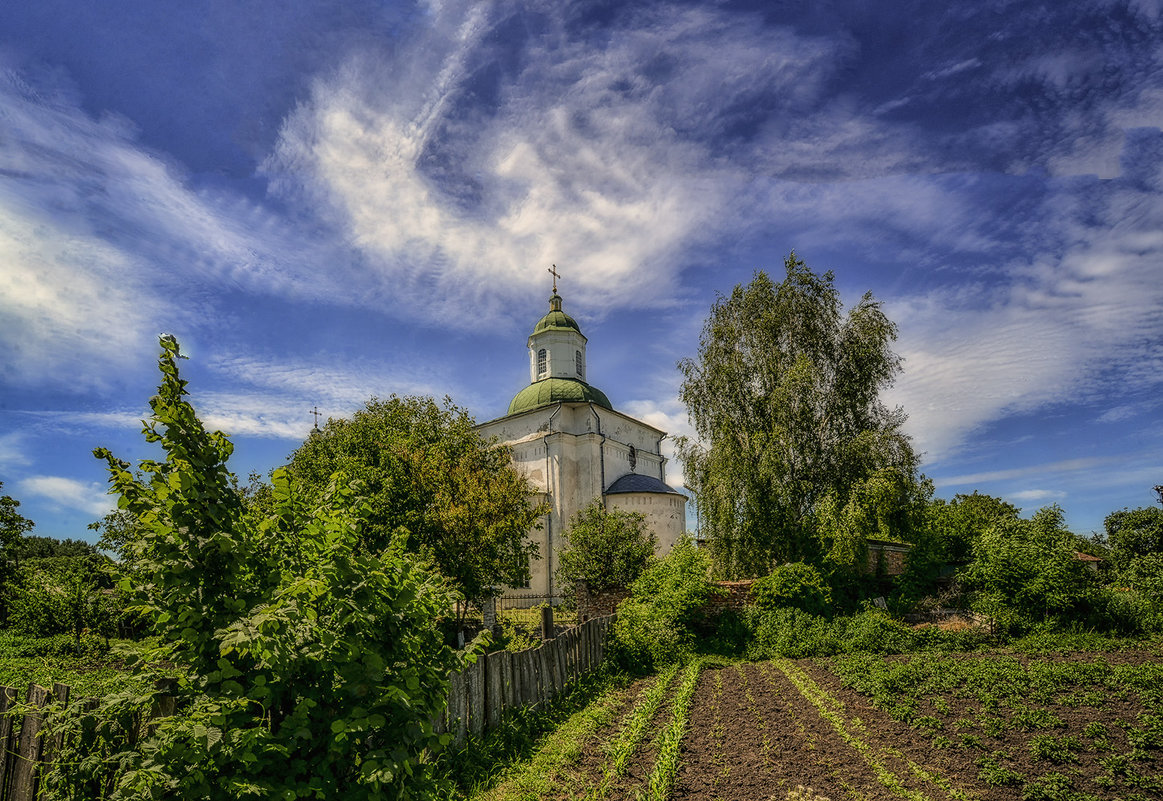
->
[750,562,833,617]
[842,609,921,654]
[745,607,842,660]
[610,537,715,671]
[556,501,656,592]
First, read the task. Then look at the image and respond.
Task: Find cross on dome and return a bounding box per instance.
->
[548,264,561,294]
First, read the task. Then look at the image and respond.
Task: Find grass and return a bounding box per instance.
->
[464,669,634,801]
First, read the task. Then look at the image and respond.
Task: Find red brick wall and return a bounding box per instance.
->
[574,581,630,621]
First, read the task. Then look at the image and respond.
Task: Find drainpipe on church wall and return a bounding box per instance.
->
[588,403,606,497]
[545,406,561,598]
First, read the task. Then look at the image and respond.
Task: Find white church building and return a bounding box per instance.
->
[477,290,686,598]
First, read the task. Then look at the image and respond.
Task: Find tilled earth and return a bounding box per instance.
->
[673,656,1162,801]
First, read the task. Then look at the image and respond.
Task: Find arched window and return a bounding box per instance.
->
[575,350,583,377]
[628,445,637,471]
[537,348,547,378]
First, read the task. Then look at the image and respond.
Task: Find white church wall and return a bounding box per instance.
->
[605,492,686,556]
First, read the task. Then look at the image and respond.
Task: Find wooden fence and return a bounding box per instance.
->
[436,613,614,745]
[0,682,67,801]
[0,614,614,797]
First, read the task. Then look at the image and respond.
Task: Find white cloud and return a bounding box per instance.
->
[0,66,350,390]
[0,432,30,468]
[17,475,114,517]
[888,210,1163,463]
[1009,489,1067,502]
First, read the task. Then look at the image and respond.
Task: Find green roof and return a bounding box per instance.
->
[507,378,613,415]
[532,295,583,336]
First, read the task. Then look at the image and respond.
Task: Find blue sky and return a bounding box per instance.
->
[1,0,1161,542]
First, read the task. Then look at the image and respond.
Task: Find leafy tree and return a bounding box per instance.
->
[893,491,1020,609]
[10,535,99,562]
[815,468,929,579]
[556,500,656,592]
[962,505,1097,632]
[58,336,469,800]
[928,492,1021,565]
[279,396,543,605]
[1104,506,1163,571]
[0,482,34,624]
[677,253,918,578]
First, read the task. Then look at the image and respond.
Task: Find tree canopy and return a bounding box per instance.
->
[280,395,543,603]
[556,500,657,592]
[677,253,919,578]
[1104,505,1163,570]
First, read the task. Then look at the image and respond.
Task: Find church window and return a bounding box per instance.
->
[537,349,547,378]
[628,445,636,471]
[575,350,583,378]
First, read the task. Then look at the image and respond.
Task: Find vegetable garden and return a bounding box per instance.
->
[471,640,1163,801]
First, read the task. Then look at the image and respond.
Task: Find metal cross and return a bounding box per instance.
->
[548,264,561,294]
[311,406,322,430]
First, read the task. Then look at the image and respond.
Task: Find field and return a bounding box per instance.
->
[472,641,1163,801]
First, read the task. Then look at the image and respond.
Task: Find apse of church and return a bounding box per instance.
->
[476,285,687,598]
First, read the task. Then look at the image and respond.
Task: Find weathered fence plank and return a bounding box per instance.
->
[0,685,18,799]
[467,657,485,739]
[9,684,49,801]
[486,653,503,731]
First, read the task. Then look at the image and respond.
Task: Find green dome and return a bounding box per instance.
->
[507,378,613,415]
[531,295,584,336]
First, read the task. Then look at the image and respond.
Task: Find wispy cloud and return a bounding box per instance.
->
[17,475,114,517]
[0,432,29,469]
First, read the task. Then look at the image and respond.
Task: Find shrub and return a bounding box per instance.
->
[745,607,842,660]
[842,609,921,654]
[610,537,715,670]
[48,337,471,801]
[749,562,833,617]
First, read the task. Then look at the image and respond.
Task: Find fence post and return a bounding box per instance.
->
[540,605,554,641]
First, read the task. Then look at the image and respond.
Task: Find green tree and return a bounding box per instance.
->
[280,396,543,605]
[0,482,35,624]
[1104,506,1163,571]
[749,562,833,617]
[962,505,1096,632]
[60,336,469,800]
[677,254,918,578]
[556,500,657,592]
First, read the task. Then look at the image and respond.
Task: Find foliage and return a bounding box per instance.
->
[6,554,121,643]
[0,481,34,624]
[611,537,716,670]
[814,468,928,581]
[749,562,833,617]
[962,505,1099,634]
[893,491,1020,610]
[9,535,99,562]
[676,253,919,578]
[279,395,543,604]
[556,500,656,592]
[47,337,471,801]
[1105,506,1163,567]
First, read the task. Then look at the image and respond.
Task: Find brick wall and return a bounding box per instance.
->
[704,580,758,616]
[866,541,910,576]
[575,581,630,621]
